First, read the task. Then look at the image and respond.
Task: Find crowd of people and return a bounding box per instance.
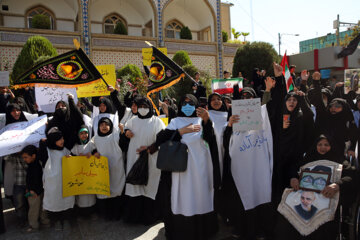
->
[0,62,359,240]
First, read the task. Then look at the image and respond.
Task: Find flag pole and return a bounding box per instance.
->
[74,38,109,87]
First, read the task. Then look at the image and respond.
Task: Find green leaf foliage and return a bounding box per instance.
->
[11,35,58,81]
[32,14,51,29]
[163,65,212,102]
[116,64,147,95]
[232,41,280,81]
[180,26,192,40]
[222,31,228,43]
[172,50,192,67]
[116,64,142,83]
[113,21,128,35]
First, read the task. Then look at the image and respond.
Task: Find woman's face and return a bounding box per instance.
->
[79,131,88,141]
[286,96,298,112]
[241,92,253,99]
[56,102,67,110]
[55,137,64,148]
[210,95,223,110]
[131,102,138,114]
[99,122,110,134]
[10,108,21,120]
[99,103,107,113]
[316,138,331,155]
[329,102,343,114]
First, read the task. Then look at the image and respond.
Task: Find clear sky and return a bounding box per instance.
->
[227,0,360,55]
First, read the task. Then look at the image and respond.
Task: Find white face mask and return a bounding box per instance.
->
[138,107,150,117]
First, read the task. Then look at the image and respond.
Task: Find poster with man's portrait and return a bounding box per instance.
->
[278,160,343,236]
[344,68,360,94]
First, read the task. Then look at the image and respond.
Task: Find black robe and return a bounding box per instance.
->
[275,135,357,240]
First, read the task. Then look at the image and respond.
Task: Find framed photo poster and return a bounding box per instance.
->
[299,170,330,193]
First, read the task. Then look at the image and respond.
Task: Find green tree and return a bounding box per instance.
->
[232,42,279,82]
[33,55,52,65]
[172,50,192,67]
[165,64,198,102]
[116,64,147,95]
[11,36,57,81]
[113,21,128,35]
[32,14,51,29]
[222,31,229,43]
[241,32,250,42]
[180,26,192,40]
[232,28,241,40]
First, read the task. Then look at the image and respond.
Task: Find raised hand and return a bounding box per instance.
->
[107,85,115,92]
[196,107,209,123]
[273,62,283,77]
[265,77,276,91]
[301,70,310,81]
[312,71,321,81]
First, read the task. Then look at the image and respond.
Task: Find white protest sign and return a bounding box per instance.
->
[35,86,78,113]
[232,98,262,132]
[0,115,47,157]
[0,71,9,87]
[92,112,119,136]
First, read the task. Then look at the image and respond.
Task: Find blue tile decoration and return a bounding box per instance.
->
[215,0,223,78]
[81,0,90,55]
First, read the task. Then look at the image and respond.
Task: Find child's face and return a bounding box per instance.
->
[99,122,110,134]
[11,108,21,120]
[22,153,36,164]
[56,137,64,148]
[79,131,88,141]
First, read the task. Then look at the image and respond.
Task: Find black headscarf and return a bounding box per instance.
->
[5,103,27,125]
[303,134,342,164]
[97,117,113,137]
[240,87,257,99]
[53,101,71,122]
[280,92,304,158]
[76,124,90,145]
[134,97,153,119]
[208,93,227,112]
[99,97,114,114]
[46,127,64,150]
[177,94,198,117]
[284,92,301,116]
[13,97,31,113]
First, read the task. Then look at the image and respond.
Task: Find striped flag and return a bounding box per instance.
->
[280,52,294,92]
[211,78,243,94]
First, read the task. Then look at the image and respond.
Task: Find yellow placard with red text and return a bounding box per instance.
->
[76,65,116,98]
[62,156,110,197]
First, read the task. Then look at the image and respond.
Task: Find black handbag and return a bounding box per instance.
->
[157,131,188,172]
[126,151,149,185]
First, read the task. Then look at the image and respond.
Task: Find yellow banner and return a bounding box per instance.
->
[62,156,110,197]
[76,65,116,98]
[142,48,167,66]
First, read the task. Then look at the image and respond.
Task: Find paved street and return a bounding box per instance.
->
[0,191,231,240]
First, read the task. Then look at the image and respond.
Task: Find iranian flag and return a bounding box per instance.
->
[212,78,243,94]
[280,52,294,92]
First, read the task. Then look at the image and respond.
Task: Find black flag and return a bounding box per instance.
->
[13,48,103,89]
[337,33,360,58]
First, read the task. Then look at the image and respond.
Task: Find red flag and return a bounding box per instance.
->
[280,52,294,92]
